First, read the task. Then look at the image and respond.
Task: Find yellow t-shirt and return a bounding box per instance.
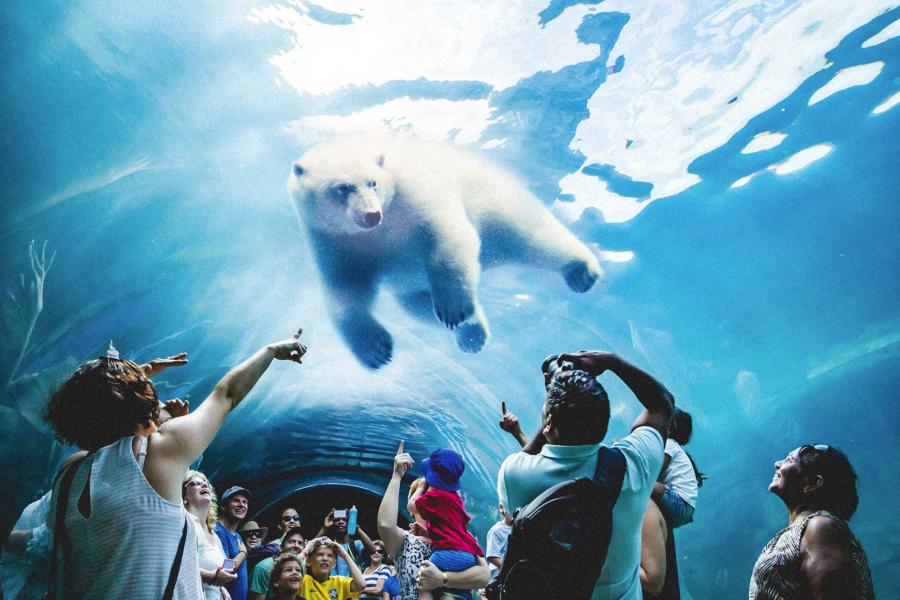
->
[299,574,359,599]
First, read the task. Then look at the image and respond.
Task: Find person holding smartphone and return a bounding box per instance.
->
[182,471,236,600]
[316,508,377,576]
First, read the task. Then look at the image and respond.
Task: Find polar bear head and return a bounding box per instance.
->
[288,140,395,236]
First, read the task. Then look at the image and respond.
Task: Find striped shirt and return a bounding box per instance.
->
[361,564,392,599]
[749,510,874,600]
[48,436,202,600]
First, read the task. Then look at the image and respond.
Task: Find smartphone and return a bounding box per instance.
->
[333,509,348,520]
[222,559,235,570]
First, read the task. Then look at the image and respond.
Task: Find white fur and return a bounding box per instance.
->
[288,134,602,368]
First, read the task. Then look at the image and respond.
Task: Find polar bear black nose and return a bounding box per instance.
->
[363,211,382,228]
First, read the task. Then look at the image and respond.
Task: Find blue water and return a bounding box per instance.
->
[1,2,899,597]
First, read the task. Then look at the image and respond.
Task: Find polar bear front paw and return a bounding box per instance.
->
[342,318,394,369]
[562,260,600,293]
[430,282,476,329]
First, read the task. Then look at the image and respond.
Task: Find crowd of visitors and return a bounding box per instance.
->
[0,330,876,600]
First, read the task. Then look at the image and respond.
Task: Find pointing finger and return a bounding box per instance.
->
[397,440,404,455]
[501,401,507,415]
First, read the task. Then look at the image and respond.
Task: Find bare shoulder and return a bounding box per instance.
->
[803,514,852,550]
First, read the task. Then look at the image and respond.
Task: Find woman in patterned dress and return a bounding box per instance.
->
[749,445,874,599]
[377,442,490,600]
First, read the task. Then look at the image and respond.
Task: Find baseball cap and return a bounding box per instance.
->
[221,486,251,503]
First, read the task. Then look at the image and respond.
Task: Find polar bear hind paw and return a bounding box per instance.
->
[455,320,488,353]
[562,260,599,293]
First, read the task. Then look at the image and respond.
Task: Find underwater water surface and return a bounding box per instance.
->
[1,1,899,597]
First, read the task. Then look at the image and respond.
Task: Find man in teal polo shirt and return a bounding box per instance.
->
[497,351,673,600]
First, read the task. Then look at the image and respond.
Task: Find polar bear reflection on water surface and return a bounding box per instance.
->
[288,134,602,369]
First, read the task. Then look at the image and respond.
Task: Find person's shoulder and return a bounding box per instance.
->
[254,556,274,571]
[613,425,664,454]
[499,450,540,475]
[803,513,853,548]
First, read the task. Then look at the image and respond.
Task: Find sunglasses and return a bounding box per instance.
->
[282,515,301,522]
[185,480,207,488]
[800,444,831,455]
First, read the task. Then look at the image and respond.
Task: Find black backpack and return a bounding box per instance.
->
[485,446,626,600]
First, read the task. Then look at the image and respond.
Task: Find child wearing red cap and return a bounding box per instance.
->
[413,448,484,600]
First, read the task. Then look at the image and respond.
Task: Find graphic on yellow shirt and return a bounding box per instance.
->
[299,574,359,600]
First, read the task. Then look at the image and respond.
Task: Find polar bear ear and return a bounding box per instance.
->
[375,154,385,168]
[292,162,305,177]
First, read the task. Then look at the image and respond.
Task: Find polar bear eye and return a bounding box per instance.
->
[367,180,377,189]
[332,184,354,199]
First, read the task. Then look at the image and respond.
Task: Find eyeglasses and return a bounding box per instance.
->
[282,515,301,522]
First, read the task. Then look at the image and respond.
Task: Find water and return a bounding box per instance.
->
[1,2,899,597]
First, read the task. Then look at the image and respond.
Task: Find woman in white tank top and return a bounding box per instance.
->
[183,470,235,600]
[43,332,307,599]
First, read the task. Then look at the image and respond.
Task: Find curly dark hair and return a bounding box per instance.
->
[269,551,303,590]
[44,357,159,451]
[799,445,859,520]
[544,369,610,444]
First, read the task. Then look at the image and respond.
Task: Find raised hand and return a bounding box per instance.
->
[499,401,522,434]
[161,398,189,419]
[556,350,617,378]
[270,328,307,363]
[393,440,413,477]
[142,353,189,378]
[500,401,529,448]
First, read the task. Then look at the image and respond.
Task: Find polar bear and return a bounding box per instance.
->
[288,135,601,369]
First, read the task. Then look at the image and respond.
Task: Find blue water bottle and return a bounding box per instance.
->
[347,505,358,536]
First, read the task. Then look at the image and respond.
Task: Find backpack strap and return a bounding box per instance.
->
[136,435,149,470]
[592,446,627,504]
[45,454,90,600]
[162,517,189,600]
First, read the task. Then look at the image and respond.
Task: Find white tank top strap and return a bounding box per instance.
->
[136,434,149,469]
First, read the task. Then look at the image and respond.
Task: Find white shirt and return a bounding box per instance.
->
[663,439,698,508]
[497,426,664,600]
[189,513,227,600]
[485,521,512,580]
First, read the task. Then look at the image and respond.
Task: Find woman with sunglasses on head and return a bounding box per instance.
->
[183,470,235,600]
[749,444,874,600]
[361,539,393,599]
[42,331,307,600]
